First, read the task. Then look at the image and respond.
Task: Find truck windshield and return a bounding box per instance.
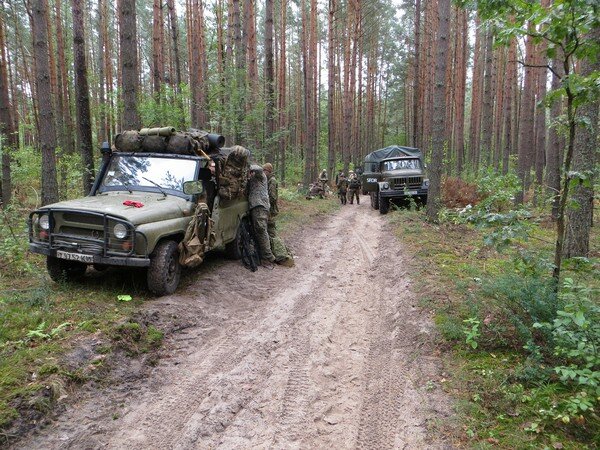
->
[100,155,198,194]
[382,159,421,171]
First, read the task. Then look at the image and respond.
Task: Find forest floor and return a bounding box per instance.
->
[11,198,456,449]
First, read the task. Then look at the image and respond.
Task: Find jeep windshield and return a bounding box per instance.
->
[99,154,198,197]
[382,158,421,171]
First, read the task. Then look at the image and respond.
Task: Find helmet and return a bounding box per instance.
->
[263,163,273,173]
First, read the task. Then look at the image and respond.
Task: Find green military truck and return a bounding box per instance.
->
[361,145,429,214]
[28,128,249,296]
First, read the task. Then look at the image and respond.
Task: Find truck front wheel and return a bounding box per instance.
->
[47,256,87,282]
[379,195,390,215]
[147,240,181,296]
[225,218,246,260]
[370,191,379,210]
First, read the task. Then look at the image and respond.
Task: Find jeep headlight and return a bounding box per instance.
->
[39,214,50,230]
[382,182,389,190]
[113,223,128,239]
[423,179,430,188]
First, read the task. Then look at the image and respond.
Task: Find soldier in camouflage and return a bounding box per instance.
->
[347,171,361,204]
[248,164,276,263]
[336,173,348,205]
[262,163,279,238]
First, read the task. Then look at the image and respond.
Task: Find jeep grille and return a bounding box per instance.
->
[391,177,422,189]
[30,210,135,256]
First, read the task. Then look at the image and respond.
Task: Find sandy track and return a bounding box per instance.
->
[15,201,453,449]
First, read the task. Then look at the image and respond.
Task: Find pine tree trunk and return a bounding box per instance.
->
[502,38,517,174]
[564,27,599,257]
[264,0,275,163]
[546,55,564,218]
[0,10,14,205]
[32,0,59,204]
[534,41,547,195]
[166,0,182,89]
[426,0,450,222]
[327,0,336,180]
[412,0,421,148]
[468,15,483,172]
[480,26,494,167]
[453,7,466,174]
[277,0,287,181]
[72,0,95,194]
[119,0,141,130]
[516,28,536,204]
[152,0,163,96]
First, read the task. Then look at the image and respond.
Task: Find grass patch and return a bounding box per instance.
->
[387,207,599,449]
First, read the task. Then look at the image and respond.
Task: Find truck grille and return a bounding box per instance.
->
[391,177,422,189]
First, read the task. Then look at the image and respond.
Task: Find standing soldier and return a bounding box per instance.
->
[263,163,278,238]
[336,173,348,205]
[347,171,361,204]
[248,164,276,263]
[318,168,329,193]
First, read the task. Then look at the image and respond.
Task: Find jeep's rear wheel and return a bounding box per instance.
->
[147,240,181,296]
[47,256,87,282]
[370,191,379,210]
[225,217,246,260]
[379,194,390,215]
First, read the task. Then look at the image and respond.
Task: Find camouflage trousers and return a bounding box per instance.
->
[267,217,277,239]
[348,189,359,204]
[251,206,275,261]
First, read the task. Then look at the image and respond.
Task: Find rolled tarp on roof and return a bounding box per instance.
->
[363,145,422,163]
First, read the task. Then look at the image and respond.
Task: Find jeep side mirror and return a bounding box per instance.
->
[183,180,204,195]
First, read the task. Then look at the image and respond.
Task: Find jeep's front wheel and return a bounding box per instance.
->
[379,194,389,215]
[370,191,379,210]
[147,240,181,296]
[47,256,87,282]
[225,217,246,260]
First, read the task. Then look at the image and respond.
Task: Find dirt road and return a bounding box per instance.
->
[16,200,453,449]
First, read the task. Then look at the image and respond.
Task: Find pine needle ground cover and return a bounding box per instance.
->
[388,206,599,449]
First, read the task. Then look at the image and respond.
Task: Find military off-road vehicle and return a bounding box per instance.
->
[28,128,249,296]
[361,145,429,214]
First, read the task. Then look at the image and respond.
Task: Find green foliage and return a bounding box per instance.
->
[463,317,481,349]
[138,84,191,129]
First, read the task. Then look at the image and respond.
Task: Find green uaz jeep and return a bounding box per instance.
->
[29,139,248,296]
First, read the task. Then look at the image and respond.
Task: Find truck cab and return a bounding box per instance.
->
[361,145,429,214]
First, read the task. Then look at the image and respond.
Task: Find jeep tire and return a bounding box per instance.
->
[147,240,181,296]
[225,218,245,260]
[379,194,389,215]
[47,256,87,282]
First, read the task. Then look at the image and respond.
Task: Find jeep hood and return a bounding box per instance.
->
[40,192,191,225]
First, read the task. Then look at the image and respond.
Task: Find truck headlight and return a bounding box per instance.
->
[423,179,430,188]
[39,214,50,230]
[382,182,389,190]
[113,223,128,239]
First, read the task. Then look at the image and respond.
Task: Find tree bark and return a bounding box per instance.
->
[426,0,450,222]
[480,26,494,167]
[32,0,59,204]
[264,0,275,163]
[546,55,564,219]
[516,28,536,204]
[0,9,14,205]
[564,26,599,257]
[72,0,95,194]
[119,0,141,130]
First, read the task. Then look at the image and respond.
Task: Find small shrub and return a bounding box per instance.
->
[442,177,480,208]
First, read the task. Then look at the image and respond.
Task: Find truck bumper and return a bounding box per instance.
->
[379,188,428,199]
[29,243,151,267]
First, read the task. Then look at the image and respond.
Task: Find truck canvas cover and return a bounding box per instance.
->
[364,145,422,163]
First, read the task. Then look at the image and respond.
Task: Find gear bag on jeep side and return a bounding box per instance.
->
[178,202,213,268]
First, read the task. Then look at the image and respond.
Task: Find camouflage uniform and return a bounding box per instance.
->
[264,164,279,238]
[248,165,275,262]
[337,176,348,205]
[348,174,361,204]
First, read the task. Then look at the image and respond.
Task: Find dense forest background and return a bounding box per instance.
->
[0,0,598,254]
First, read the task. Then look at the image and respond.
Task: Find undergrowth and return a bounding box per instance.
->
[389,171,600,449]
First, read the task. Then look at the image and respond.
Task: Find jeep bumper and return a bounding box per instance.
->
[29,243,151,267]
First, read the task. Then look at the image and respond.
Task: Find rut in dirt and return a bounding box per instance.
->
[15,201,454,450]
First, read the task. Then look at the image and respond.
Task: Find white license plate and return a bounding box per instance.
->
[367,178,377,183]
[406,190,418,196]
[56,250,94,263]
